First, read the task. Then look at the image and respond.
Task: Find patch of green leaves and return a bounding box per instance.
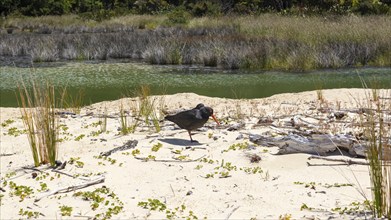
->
[19,208,42,219]
[241,166,263,174]
[331,201,372,215]
[138,199,199,220]
[73,187,124,219]
[1,119,15,127]
[9,181,34,202]
[6,127,25,137]
[223,142,249,152]
[68,157,85,168]
[131,149,140,156]
[59,205,73,216]
[74,134,85,141]
[151,142,163,152]
[138,198,167,211]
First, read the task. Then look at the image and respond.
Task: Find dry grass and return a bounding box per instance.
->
[1,14,390,70]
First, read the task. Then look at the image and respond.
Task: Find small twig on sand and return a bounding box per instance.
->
[34,176,105,202]
[170,184,175,197]
[51,169,80,179]
[134,155,206,162]
[225,206,240,220]
[0,153,16,157]
[22,165,51,173]
[51,169,96,181]
[307,155,369,165]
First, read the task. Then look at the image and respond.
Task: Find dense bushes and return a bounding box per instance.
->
[1,0,391,17]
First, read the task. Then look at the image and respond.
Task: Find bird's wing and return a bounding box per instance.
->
[166,109,202,129]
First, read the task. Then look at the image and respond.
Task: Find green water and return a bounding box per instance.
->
[1,60,390,107]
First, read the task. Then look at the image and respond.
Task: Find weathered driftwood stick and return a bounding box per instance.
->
[100,140,138,156]
[34,176,105,202]
[134,155,206,163]
[307,155,369,165]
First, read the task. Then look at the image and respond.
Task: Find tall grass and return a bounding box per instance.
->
[135,85,162,133]
[119,101,133,135]
[60,87,84,114]
[1,14,390,70]
[18,78,59,167]
[360,87,391,218]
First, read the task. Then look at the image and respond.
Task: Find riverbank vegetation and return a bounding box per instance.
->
[1,1,390,71]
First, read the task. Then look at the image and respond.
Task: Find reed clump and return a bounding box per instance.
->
[360,88,391,218]
[17,78,59,167]
[1,14,390,70]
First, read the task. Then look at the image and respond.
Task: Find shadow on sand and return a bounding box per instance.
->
[158,138,203,146]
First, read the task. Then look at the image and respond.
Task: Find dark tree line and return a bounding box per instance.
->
[1,0,390,17]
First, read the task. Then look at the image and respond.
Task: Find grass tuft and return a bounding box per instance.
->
[17,76,59,167]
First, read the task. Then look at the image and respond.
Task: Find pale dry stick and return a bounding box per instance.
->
[169,184,175,197]
[73,214,95,219]
[307,155,369,165]
[34,175,105,202]
[298,117,320,128]
[268,125,289,135]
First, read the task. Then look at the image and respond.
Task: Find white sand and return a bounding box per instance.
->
[0,88,388,219]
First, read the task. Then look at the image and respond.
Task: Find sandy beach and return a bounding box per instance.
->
[1,88,389,219]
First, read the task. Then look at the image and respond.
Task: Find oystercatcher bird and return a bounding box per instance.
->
[165,103,220,142]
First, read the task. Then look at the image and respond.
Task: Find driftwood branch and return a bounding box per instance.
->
[100,140,138,157]
[249,132,371,158]
[34,176,105,202]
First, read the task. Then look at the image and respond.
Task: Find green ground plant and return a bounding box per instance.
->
[1,119,15,127]
[73,187,123,219]
[151,142,163,152]
[8,181,34,202]
[59,205,72,216]
[19,208,42,219]
[138,199,199,219]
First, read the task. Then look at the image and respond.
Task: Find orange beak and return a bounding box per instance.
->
[211,114,220,125]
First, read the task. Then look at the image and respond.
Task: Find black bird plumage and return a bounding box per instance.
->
[165,103,219,142]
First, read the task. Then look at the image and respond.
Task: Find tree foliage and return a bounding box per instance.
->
[1,0,390,17]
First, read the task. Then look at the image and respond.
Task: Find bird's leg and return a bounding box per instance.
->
[188,130,196,142]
